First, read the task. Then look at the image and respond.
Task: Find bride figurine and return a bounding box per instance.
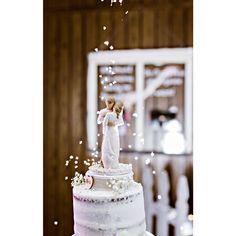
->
[101,101,124,169]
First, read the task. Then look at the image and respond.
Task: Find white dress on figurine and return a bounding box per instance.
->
[101,111,124,169]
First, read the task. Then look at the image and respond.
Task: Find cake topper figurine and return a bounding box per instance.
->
[97,97,124,169]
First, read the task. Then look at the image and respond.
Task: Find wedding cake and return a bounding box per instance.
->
[72,98,153,236]
[72,163,150,236]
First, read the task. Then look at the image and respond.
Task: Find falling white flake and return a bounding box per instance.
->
[94,48,98,52]
[132,113,138,118]
[125,11,129,15]
[133,132,136,136]
[145,158,151,165]
[79,141,83,145]
[69,155,73,160]
[134,156,139,160]
[75,156,79,160]
[109,45,114,50]
[74,161,78,164]
[103,26,107,30]
[97,133,101,137]
[54,221,58,226]
[65,176,68,180]
[128,145,132,149]
[150,152,155,157]
[158,194,162,200]
[104,41,109,46]
[75,165,78,169]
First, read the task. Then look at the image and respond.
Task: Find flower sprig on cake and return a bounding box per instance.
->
[71,172,85,187]
[106,176,134,194]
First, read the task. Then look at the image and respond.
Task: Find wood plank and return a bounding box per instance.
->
[112,10,125,49]
[127,10,140,48]
[158,7,170,47]
[170,7,184,47]
[71,12,82,152]
[187,7,193,46]
[44,12,59,236]
[57,13,70,236]
[142,9,154,48]
[98,10,112,51]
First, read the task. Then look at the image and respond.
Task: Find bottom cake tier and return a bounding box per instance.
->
[72,164,148,236]
[73,231,153,236]
[73,183,146,236]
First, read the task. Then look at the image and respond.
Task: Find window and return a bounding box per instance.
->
[87,48,192,154]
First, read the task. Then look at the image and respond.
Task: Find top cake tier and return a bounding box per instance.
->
[88,163,133,176]
[85,163,134,191]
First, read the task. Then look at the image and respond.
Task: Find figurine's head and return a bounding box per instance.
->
[113,101,123,118]
[105,96,115,110]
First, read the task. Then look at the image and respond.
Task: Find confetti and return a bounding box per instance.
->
[69,155,74,160]
[104,41,109,46]
[152,170,156,175]
[79,141,83,145]
[188,214,194,221]
[157,194,162,200]
[65,176,68,180]
[103,26,107,30]
[97,133,101,137]
[145,158,150,165]
[125,11,129,15]
[54,221,58,226]
[94,48,98,52]
[75,156,79,160]
[75,165,78,169]
[99,74,103,78]
[109,45,114,50]
[150,152,155,157]
[74,161,78,164]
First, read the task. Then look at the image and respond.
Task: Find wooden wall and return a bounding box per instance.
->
[44,0,193,235]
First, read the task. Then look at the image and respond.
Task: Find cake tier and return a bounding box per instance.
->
[86,163,133,191]
[73,181,146,236]
[73,231,153,236]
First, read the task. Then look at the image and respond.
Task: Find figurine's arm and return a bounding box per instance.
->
[97,109,106,124]
[116,109,124,126]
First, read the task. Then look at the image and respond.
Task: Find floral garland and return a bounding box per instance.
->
[106,176,134,194]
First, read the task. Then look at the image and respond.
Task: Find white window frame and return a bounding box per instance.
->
[87,48,193,153]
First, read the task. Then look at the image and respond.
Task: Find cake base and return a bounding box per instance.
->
[72,231,154,236]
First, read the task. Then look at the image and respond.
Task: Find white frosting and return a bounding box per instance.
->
[73,164,146,236]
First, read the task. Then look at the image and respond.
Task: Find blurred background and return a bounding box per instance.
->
[44,0,193,236]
